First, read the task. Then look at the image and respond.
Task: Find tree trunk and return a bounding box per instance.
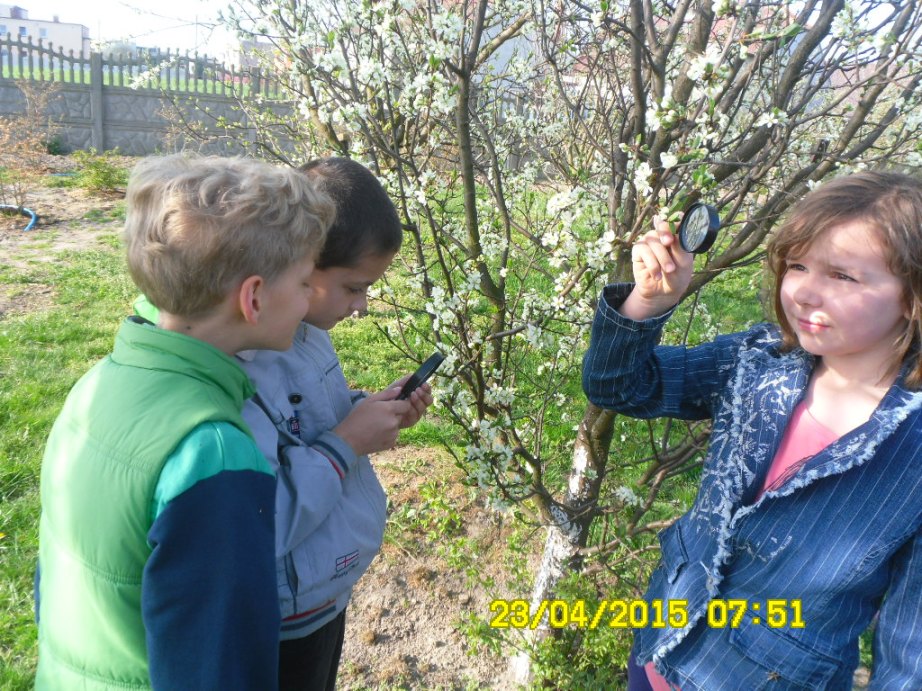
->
[512,402,616,683]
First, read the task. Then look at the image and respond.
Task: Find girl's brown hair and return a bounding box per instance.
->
[767,171,922,388]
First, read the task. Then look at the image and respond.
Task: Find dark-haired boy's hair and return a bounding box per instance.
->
[299,158,402,269]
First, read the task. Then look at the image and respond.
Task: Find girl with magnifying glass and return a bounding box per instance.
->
[584,171,922,690]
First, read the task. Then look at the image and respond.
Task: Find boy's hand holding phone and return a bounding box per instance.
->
[333,353,439,455]
[393,351,440,428]
[620,217,695,321]
[391,376,433,429]
[333,388,410,456]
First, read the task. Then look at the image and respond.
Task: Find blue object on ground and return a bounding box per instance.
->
[0,204,38,231]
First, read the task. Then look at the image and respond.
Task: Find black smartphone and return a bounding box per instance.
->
[397,351,445,400]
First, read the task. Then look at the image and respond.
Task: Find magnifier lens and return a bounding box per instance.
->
[678,203,720,254]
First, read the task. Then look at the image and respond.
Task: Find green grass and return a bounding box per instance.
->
[0,246,135,685]
[82,205,127,224]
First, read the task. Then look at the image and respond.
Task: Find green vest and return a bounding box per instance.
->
[36,318,256,689]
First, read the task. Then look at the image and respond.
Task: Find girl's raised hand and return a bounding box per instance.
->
[619,217,695,320]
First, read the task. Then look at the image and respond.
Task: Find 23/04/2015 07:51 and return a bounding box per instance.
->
[488,598,805,630]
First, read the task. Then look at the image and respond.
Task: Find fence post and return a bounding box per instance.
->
[90,51,104,151]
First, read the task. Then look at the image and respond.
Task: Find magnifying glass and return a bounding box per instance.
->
[678,202,720,254]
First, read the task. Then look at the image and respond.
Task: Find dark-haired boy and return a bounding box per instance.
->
[241,158,433,690]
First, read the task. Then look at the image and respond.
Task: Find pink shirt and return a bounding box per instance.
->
[645,660,679,691]
[644,400,838,690]
[758,400,839,499]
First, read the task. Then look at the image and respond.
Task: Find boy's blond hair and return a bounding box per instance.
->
[124,154,334,318]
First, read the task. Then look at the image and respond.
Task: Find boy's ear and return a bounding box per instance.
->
[237,275,265,325]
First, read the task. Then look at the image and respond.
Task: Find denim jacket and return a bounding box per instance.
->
[583,285,922,691]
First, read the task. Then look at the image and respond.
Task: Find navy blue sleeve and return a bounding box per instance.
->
[871,528,922,688]
[142,469,279,691]
[582,283,748,420]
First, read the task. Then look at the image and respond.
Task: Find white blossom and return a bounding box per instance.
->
[614,486,643,507]
[754,108,788,128]
[687,45,722,83]
[633,161,654,195]
[546,188,580,215]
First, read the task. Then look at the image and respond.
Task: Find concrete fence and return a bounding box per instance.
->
[0,34,291,156]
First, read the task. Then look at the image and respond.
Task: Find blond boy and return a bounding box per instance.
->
[35,154,333,690]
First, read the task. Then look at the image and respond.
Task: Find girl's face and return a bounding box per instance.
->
[303,252,395,331]
[780,219,909,379]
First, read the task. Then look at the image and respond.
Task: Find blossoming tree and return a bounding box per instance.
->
[217,0,922,681]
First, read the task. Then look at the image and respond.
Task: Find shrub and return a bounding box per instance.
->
[0,82,61,210]
[70,149,129,194]
[44,137,67,155]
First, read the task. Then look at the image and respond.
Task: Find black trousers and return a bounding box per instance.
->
[279,611,347,691]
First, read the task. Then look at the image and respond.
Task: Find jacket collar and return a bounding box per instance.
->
[748,341,922,498]
[112,317,255,405]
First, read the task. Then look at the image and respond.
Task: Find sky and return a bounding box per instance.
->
[22,0,236,55]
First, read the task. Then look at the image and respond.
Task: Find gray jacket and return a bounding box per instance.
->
[239,322,387,639]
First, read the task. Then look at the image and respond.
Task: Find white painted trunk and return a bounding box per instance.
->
[510,444,595,684]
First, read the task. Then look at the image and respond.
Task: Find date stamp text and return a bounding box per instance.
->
[488,598,804,630]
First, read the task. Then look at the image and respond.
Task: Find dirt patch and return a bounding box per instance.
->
[0,153,127,270]
[0,182,124,321]
[0,281,55,320]
[0,187,123,266]
[340,446,520,690]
